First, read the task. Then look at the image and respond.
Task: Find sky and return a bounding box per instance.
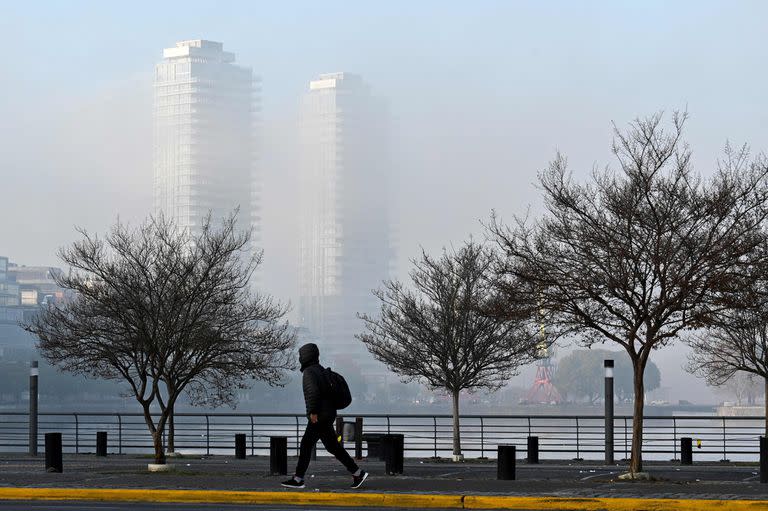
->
[1,0,767,403]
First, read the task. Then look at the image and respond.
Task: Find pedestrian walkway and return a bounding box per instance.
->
[0,454,767,509]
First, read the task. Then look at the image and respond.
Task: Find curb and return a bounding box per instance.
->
[0,488,767,510]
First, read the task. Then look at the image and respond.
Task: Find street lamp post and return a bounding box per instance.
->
[29,360,39,456]
[604,359,614,465]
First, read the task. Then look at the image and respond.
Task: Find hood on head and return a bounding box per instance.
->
[299,343,320,372]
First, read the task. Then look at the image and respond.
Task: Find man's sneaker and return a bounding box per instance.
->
[351,469,368,489]
[281,477,305,489]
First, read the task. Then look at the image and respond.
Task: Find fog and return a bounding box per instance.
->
[2,1,767,405]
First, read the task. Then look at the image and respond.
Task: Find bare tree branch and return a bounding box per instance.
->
[24,212,296,464]
[489,111,768,474]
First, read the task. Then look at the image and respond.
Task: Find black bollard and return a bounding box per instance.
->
[527,436,539,464]
[270,436,288,475]
[681,437,693,465]
[96,432,107,457]
[761,436,768,484]
[497,445,516,480]
[235,433,246,460]
[354,417,363,460]
[383,434,404,475]
[45,432,62,473]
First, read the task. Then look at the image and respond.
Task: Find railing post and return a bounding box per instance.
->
[480,417,485,459]
[433,417,438,458]
[205,415,210,455]
[74,413,79,454]
[574,417,581,460]
[387,416,391,435]
[673,418,677,461]
[721,417,728,462]
[527,416,532,437]
[250,415,255,457]
[295,416,300,457]
[117,414,122,455]
[354,417,363,460]
[624,417,628,460]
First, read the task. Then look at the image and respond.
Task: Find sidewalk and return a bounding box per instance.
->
[0,454,767,508]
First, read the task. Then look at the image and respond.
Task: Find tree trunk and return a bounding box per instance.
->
[141,403,166,465]
[167,404,175,454]
[451,389,462,461]
[152,429,166,465]
[764,376,767,438]
[629,361,645,474]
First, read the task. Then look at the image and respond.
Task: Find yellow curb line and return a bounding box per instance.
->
[0,488,766,510]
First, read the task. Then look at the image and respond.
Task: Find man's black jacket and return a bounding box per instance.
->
[299,343,336,423]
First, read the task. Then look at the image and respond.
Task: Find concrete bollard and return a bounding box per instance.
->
[527,436,539,464]
[681,437,693,465]
[270,436,288,475]
[235,433,246,460]
[761,436,767,484]
[354,417,363,460]
[45,432,63,473]
[96,432,107,457]
[497,445,516,480]
[383,434,404,475]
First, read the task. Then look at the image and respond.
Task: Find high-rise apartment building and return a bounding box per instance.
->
[298,73,392,376]
[153,40,258,244]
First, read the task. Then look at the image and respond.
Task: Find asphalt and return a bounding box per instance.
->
[0,453,767,500]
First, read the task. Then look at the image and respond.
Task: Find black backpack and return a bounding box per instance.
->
[324,367,352,410]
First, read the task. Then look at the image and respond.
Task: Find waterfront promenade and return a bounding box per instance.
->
[1,453,767,509]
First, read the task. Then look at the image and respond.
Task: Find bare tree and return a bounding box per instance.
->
[25,214,295,465]
[688,301,768,433]
[358,241,538,460]
[490,112,768,474]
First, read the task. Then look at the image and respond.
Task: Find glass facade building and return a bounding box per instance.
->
[298,73,393,377]
[153,40,259,246]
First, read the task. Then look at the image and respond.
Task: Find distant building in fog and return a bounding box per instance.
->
[298,72,392,377]
[152,40,260,249]
[0,257,66,309]
[0,256,68,354]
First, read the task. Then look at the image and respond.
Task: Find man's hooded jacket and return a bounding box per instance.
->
[299,343,336,422]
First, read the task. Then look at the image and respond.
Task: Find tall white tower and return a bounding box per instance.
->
[298,73,392,376]
[153,40,259,246]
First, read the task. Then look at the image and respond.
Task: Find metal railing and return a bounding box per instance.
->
[0,412,764,462]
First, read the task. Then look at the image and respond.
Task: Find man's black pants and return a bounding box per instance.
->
[295,420,359,478]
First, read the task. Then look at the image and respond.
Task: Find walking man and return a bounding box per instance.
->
[282,343,368,489]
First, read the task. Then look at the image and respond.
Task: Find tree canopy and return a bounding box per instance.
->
[25,213,295,464]
[490,111,768,474]
[358,241,539,459]
[553,349,660,403]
